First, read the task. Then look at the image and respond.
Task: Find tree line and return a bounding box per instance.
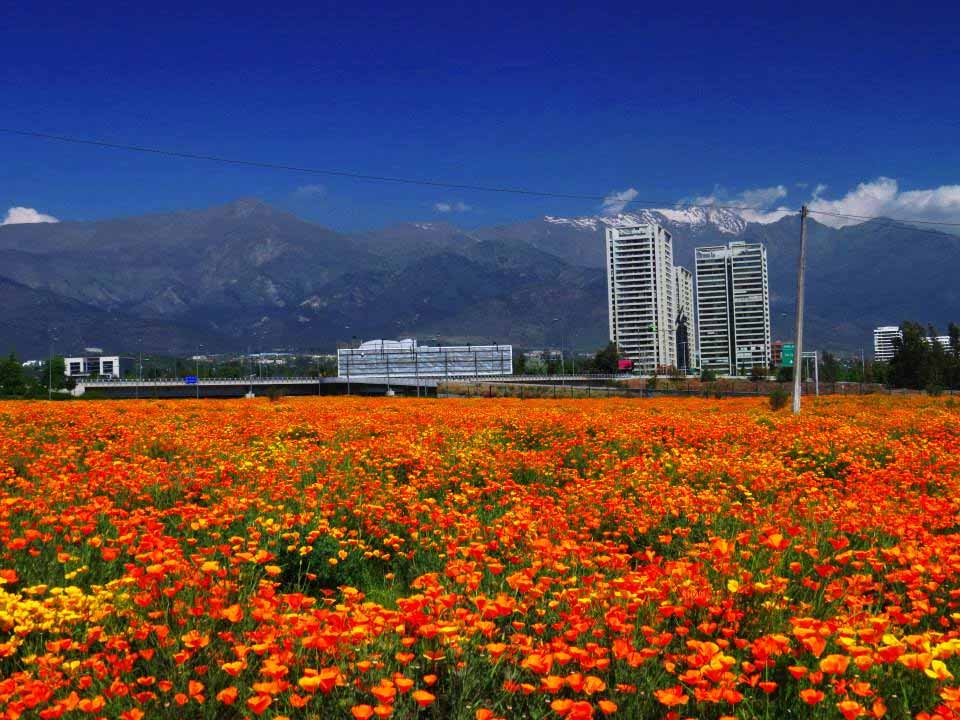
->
[887,321,960,392]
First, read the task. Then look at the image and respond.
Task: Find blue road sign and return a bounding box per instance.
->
[185,375,198,384]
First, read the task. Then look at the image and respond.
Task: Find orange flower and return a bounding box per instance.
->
[799,689,824,705]
[654,686,689,707]
[412,690,436,708]
[837,700,865,720]
[246,694,272,715]
[597,699,618,715]
[221,604,243,622]
[351,705,375,720]
[819,654,850,675]
[298,667,341,694]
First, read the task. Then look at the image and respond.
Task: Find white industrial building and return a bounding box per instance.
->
[64,353,133,378]
[604,222,676,373]
[674,265,697,371]
[337,339,512,378]
[873,326,901,362]
[695,241,771,375]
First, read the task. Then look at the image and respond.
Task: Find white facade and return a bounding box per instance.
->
[64,355,128,378]
[695,241,771,375]
[873,326,901,362]
[604,223,676,373]
[338,339,512,378]
[674,265,697,371]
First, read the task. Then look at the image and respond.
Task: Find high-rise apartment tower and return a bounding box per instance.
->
[695,241,771,375]
[674,265,696,371]
[604,223,676,373]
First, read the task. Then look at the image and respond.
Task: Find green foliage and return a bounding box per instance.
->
[889,321,960,390]
[587,342,621,374]
[768,386,789,410]
[700,368,718,382]
[749,364,767,382]
[776,366,793,383]
[512,353,527,375]
[0,352,30,397]
[820,351,841,383]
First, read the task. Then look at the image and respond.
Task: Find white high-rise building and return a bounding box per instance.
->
[604,222,676,373]
[695,241,771,375]
[873,326,901,361]
[674,266,696,371]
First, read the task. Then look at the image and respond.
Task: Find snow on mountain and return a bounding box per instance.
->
[542,216,602,231]
[545,206,758,235]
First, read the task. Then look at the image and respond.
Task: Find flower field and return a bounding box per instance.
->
[2,396,960,719]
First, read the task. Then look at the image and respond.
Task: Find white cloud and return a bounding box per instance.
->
[294,184,327,197]
[1,206,59,225]
[434,201,471,213]
[601,187,639,215]
[808,177,960,228]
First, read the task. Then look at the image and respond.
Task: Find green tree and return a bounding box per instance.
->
[889,322,928,389]
[820,351,842,383]
[0,352,28,396]
[513,353,528,375]
[589,343,620,374]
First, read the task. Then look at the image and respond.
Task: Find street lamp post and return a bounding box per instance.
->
[47,329,56,401]
[552,317,566,385]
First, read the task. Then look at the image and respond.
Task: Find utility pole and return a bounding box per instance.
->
[860,348,865,395]
[792,205,808,414]
[48,329,55,401]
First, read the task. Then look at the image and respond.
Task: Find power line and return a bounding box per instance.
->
[3,127,960,230]
[807,208,960,227]
[0,127,764,213]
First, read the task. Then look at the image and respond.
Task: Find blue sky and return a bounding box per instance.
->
[3,0,960,231]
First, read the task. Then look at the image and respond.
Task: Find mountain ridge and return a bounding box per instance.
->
[0,199,956,358]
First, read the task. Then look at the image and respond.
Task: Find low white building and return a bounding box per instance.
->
[338,339,512,378]
[64,354,133,378]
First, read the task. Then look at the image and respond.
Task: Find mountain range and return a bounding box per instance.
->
[0,198,957,359]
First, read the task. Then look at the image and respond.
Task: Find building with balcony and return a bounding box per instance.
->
[674,265,696,371]
[872,326,901,362]
[604,222,676,373]
[695,241,771,375]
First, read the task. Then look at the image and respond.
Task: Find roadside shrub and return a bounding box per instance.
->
[769,386,789,410]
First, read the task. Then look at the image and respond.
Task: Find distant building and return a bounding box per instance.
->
[873,326,901,362]
[695,241,771,375]
[247,352,295,366]
[926,335,953,351]
[772,340,784,367]
[64,354,133,378]
[604,222,676,373]
[523,349,561,364]
[338,339,512,378]
[674,266,696,371]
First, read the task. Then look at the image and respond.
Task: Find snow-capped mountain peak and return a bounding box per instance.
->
[545,206,752,235]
